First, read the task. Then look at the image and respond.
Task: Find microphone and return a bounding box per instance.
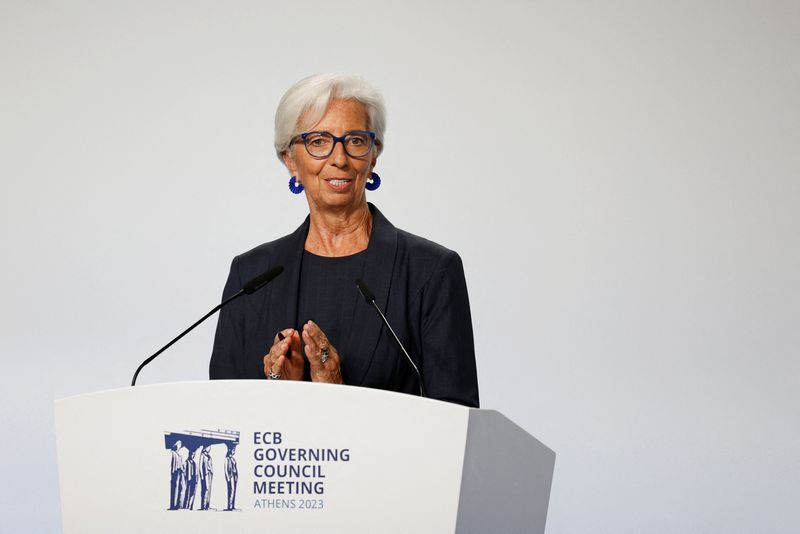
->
[131,265,284,386]
[355,279,425,397]
[243,266,283,294]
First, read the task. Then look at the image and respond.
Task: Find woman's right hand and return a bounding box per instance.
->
[263,329,304,381]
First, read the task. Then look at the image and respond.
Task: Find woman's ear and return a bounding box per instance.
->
[282,151,297,176]
[370,141,381,170]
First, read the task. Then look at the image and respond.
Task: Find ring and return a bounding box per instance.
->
[268,369,281,380]
[320,347,330,364]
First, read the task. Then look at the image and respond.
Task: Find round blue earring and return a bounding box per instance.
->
[288,176,304,194]
[365,172,381,191]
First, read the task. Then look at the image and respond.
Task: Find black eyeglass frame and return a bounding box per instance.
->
[292,130,378,159]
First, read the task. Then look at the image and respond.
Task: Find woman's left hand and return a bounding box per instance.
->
[302,320,343,384]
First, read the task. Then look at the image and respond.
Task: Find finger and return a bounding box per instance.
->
[289,328,300,341]
[307,322,332,356]
[306,320,328,344]
[303,329,328,366]
[275,328,296,344]
[303,327,318,360]
[270,340,283,359]
[280,337,292,359]
[280,328,296,339]
[289,330,302,358]
[264,345,276,368]
[303,323,336,367]
[264,349,276,376]
[282,329,300,358]
[265,353,284,380]
[267,338,289,365]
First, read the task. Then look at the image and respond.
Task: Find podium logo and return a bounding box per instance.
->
[164,429,240,512]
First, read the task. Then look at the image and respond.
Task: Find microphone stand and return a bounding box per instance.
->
[131,265,284,386]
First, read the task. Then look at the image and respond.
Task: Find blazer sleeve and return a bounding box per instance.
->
[209,256,245,379]
[419,251,480,407]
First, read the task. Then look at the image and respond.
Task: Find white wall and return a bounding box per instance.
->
[1,1,798,532]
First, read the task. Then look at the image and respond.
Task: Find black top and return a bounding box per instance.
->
[296,250,367,381]
[210,204,479,407]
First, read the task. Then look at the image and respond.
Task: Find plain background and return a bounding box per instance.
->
[1,1,798,532]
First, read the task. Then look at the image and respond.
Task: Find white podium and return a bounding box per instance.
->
[55,381,555,533]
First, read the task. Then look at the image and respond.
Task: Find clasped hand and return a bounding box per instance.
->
[263,320,343,384]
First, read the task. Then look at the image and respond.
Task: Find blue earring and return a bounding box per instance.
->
[289,176,304,194]
[365,172,381,191]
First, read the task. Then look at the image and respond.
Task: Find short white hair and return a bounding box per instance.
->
[274,73,386,161]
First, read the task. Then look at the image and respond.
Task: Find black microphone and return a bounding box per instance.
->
[243,266,283,294]
[131,265,284,386]
[355,279,425,397]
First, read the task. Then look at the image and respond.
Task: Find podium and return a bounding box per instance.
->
[55,381,555,533]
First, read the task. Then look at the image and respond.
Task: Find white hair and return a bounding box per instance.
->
[274,73,386,161]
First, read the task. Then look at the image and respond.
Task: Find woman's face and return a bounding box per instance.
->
[282,99,377,214]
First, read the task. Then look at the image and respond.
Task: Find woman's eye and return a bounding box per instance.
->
[348,136,366,146]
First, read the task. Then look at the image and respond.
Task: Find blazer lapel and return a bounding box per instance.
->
[343,204,398,386]
[250,217,309,377]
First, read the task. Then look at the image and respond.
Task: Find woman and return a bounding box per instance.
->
[209,74,479,407]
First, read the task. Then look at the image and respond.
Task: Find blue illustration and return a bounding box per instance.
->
[164,429,240,512]
[200,445,213,510]
[168,440,184,510]
[183,448,197,509]
[225,443,238,511]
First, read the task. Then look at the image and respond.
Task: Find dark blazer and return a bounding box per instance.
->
[209,204,479,407]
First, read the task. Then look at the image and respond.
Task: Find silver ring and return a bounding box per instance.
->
[320,347,330,364]
[268,369,281,380]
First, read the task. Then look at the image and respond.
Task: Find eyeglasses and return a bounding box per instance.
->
[293,130,377,159]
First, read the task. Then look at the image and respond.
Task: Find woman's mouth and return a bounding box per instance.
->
[325,179,353,191]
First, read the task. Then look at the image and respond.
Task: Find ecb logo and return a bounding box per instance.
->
[164,429,240,512]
